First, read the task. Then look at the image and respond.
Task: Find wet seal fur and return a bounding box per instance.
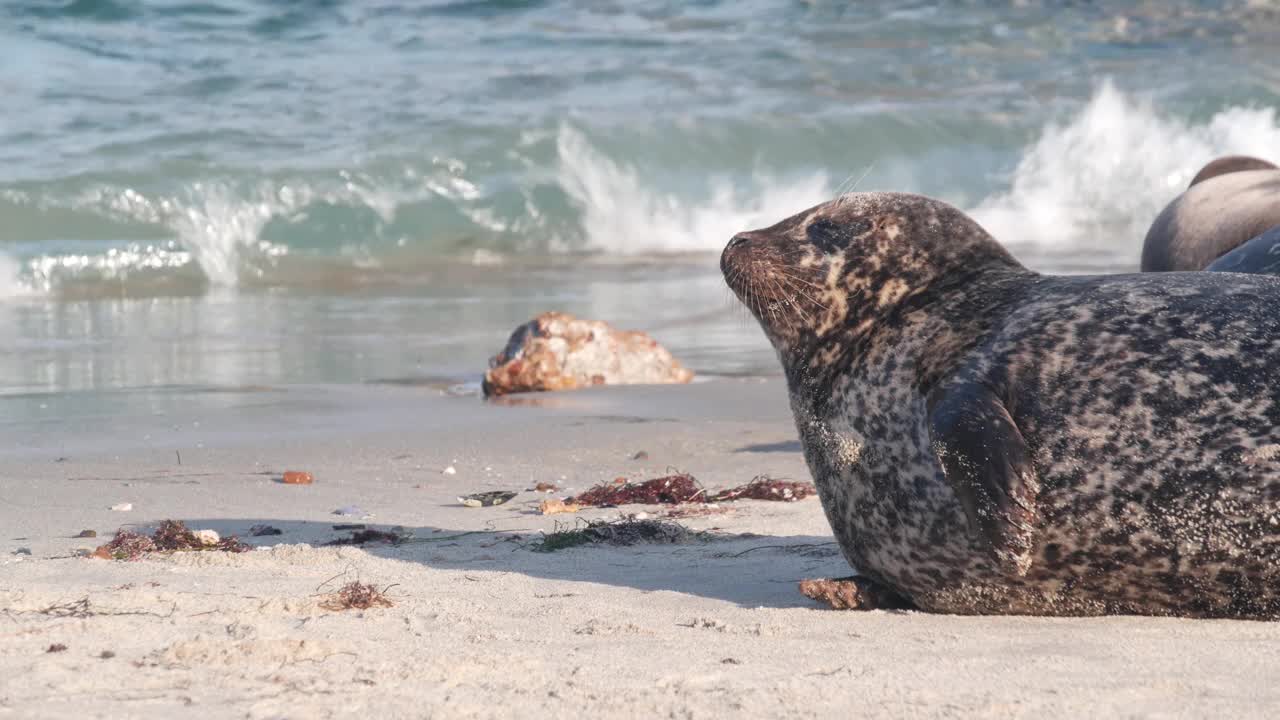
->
[723,191,1280,618]
[1141,155,1280,272]
[1206,225,1280,275]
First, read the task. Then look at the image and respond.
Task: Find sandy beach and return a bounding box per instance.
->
[2,378,1278,719]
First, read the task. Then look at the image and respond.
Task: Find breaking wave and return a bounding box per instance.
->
[2,83,1278,298]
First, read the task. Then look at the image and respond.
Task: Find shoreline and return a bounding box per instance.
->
[4,379,1280,718]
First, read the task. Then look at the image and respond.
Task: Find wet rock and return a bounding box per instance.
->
[482,312,694,397]
[459,491,517,508]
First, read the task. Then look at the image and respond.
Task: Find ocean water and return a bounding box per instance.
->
[2,0,1280,407]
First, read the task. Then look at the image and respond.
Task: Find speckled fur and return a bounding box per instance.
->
[722,191,1280,618]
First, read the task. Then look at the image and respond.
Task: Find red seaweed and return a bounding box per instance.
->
[568,473,705,506]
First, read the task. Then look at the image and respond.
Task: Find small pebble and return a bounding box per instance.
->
[75,530,97,538]
[442,466,457,475]
[110,503,132,512]
[281,471,314,485]
[46,644,68,653]
[333,506,366,517]
[632,450,650,461]
[14,547,32,556]
[99,651,115,660]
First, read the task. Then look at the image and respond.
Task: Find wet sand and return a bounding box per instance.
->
[3,379,1279,718]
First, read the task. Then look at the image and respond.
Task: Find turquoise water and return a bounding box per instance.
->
[2,1,1279,398]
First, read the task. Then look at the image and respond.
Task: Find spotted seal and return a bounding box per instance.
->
[1205,225,1280,275]
[722,191,1280,618]
[1141,155,1280,272]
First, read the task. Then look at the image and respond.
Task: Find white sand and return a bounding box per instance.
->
[3,380,1279,719]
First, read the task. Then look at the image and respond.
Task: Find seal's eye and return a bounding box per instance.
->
[807,217,871,254]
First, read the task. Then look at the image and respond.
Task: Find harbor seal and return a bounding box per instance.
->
[1140,155,1280,271]
[1189,155,1277,187]
[722,191,1280,618]
[1205,225,1280,275]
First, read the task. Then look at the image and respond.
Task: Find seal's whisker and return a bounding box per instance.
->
[833,169,859,198]
[848,162,875,194]
[777,271,827,292]
[833,162,875,198]
[765,275,789,326]
[775,280,810,331]
[776,278,821,328]
[777,273,827,308]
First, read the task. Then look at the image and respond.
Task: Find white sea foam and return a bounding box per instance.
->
[0,252,27,299]
[6,84,1279,294]
[971,80,1280,257]
[556,124,833,253]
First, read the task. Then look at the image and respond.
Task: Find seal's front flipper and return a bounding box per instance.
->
[798,576,914,611]
[927,382,1039,576]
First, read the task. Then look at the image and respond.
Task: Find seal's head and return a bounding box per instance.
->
[721,192,1023,377]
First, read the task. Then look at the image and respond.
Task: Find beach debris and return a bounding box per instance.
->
[534,517,698,552]
[75,529,97,538]
[533,482,559,493]
[281,471,314,485]
[632,450,650,461]
[664,504,729,519]
[324,529,402,547]
[565,473,816,509]
[569,473,705,506]
[538,499,582,515]
[40,599,93,618]
[249,524,283,536]
[92,520,251,561]
[709,476,816,503]
[459,490,517,508]
[799,577,910,611]
[482,311,694,397]
[442,465,457,476]
[320,581,394,611]
[109,503,133,512]
[46,644,68,653]
[332,506,367,517]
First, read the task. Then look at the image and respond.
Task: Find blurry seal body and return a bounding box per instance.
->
[1141,156,1280,271]
[722,191,1280,618]
[1205,225,1280,275]
[1188,155,1278,187]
